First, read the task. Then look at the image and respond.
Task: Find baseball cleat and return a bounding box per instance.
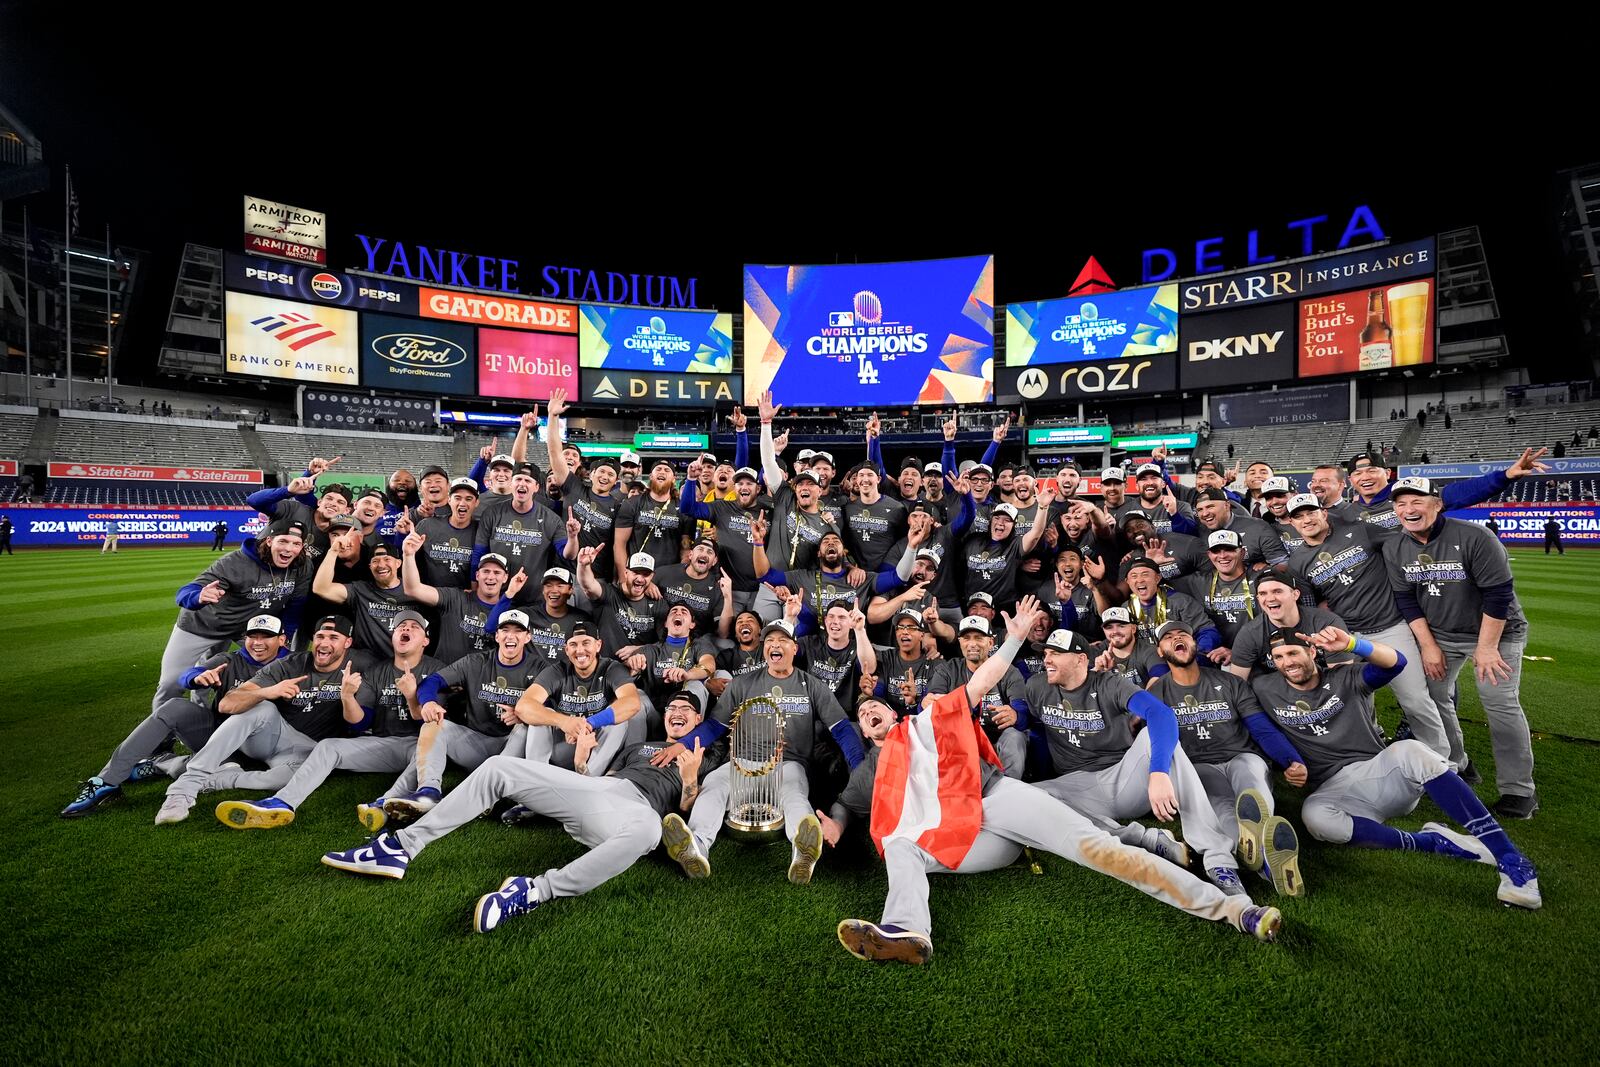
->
[474,875,541,933]
[1496,855,1542,910]
[124,758,166,784]
[382,787,440,828]
[321,833,411,879]
[661,814,709,879]
[1143,827,1191,868]
[215,797,295,830]
[1239,904,1282,943]
[837,919,933,964]
[788,814,824,885]
[1235,788,1269,871]
[500,804,538,826]
[356,798,388,833]
[1457,759,1483,785]
[60,778,122,818]
[1420,821,1495,865]
[1262,816,1305,897]
[1207,866,1249,897]
[154,794,194,825]
[1491,793,1539,821]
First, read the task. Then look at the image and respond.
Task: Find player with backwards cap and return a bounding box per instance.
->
[1249,623,1540,909]
[827,597,1281,964]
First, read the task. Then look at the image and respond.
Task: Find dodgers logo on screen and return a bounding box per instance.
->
[806,290,929,388]
[625,317,694,366]
[1051,302,1128,356]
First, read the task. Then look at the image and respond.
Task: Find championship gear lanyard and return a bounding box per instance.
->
[1209,571,1255,619]
[645,495,673,544]
[1129,591,1169,631]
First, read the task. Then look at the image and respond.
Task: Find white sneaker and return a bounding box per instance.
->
[1142,827,1191,868]
[155,795,193,825]
[1420,821,1495,865]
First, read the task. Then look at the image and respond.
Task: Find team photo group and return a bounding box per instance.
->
[61,387,1552,963]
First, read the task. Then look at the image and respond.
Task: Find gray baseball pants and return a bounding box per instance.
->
[165,702,315,802]
[98,697,217,783]
[276,735,417,809]
[1427,634,1536,797]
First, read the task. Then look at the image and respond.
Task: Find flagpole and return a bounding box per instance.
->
[106,222,112,403]
[22,206,31,405]
[64,164,73,410]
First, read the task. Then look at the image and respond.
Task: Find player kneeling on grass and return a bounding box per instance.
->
[321,691,718,934]
[656,618,865,887]
[1148,618,1306,897]
[61,615,291,818]
[1250,625,1541,910]
[829,598,1281,965]
[214,611,443,829]
[154,616,360,825]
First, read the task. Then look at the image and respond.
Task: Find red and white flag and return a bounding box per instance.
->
[870,690,1003,869]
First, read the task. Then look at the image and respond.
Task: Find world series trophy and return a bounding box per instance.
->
[724,688,786,842]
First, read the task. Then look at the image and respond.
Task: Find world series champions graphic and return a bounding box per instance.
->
[743,256,995,406]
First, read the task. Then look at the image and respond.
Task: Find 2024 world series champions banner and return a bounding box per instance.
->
[743,256,995,407]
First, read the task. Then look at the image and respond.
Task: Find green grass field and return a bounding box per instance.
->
[4,547,1597,1065]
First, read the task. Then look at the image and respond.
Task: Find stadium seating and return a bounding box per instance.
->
[1412,401,1600,463]
[43,480,254,506]
[1201,414,1403,472]
[0,410,37,458]
[52,412,257,468]
[254,425,454,477]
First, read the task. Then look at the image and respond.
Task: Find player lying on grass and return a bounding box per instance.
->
[1249,625,1541,909]
[320,690,717,934]
[213,611,443,829]
[827,597,1282,965]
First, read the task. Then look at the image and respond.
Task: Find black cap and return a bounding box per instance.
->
[319,482,352,503]
[1252,570,1303,596]
[1196,459,1223,474]
[1059,460,1080,472]
[315,615,354,637]
[512,462,539,479]
[368,541,397,559]
[1268,627,1313,649]
[590,457,619,473]
[565,620,599,641]
[1120,556,1162,580]
[1196,486,1231,503]
[899,456,923,472]
[418,465,449,481]
[1348,451,1387,472]
[356,487,386,503]
[267,518,310,540]
[909,502,941,518]
[665,690,703,715]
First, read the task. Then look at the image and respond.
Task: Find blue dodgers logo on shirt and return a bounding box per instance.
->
[1036,699,1106,733]
[1174,694,1236,728]
[1272,693,1345,729]
[1306,540,1370,588]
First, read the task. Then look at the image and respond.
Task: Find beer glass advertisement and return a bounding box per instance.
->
[359,313,477,395]
[579,306,734,373]
[1006,284,1178,367]
[225,292,360,386]
[743,255,994,407]
[1297,278,1434,377]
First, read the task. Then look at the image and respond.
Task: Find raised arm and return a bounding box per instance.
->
[546,390,570,486]
[400,532,441,607]
[313,534,351,604]
[758,389,785,488]
[965,595,1043,704]
[511,407,538,465]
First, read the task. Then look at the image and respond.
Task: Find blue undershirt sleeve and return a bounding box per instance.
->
[1242,712,1304,768]
[1127,690,1178,775]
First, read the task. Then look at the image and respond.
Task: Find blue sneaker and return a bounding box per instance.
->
[1207,866,1248,897]
[321,833,411,879]
[216,796,295,830]
[61,778,122,818]
[836,919,933,964]
[356,797,388,833]
[474,876,541,933]
[382,787,441,828]
[124,758,166,784]
[1496,854,1542,910]
[1239,904,1283,942]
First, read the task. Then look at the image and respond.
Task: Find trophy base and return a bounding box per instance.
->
[725,803,785,844]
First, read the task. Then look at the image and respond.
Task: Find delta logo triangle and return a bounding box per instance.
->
[592,376,620,400]
[1067,256,1117,297]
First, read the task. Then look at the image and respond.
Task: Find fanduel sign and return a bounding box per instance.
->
[355,235,701,309]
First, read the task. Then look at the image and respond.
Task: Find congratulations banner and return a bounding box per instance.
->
[1006,284,1178,367]
[580,306,734,373]
[0,505,265,546]
[743,255,994,407]
[1449,503,1600,544]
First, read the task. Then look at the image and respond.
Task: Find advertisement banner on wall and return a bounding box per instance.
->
[1402,458,1600,479]
[242,196,326,265]
[1299,278,1434,377]
[225,292,360,385]
[359,314,476,395]
[1025,425,1113,447]
[1006,284,1178,367]
[0,505,265,546]
[1180,236,1436,312]
[47,462,263,483]
[0,460,16,477]
[1210,382,1349,429]
[226,254,417,314]
[581,369,742,408]
[1178,301,1296,389]
[298,390,439,433]
[420,288,577,332]
[1450,503,1600,544]
[478,328,579,400]
[744,255,995,406]
[580,306,734,373]
[996,355,1177,403]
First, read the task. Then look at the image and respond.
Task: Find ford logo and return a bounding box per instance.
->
[373,333,468,368]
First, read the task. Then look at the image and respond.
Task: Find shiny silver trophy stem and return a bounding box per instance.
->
[724,689,786,842]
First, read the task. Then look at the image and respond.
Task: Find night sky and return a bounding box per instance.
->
[3,15,1591,383]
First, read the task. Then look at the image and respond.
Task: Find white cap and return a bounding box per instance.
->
[957,615,992,636]
[1135,463,1162,477]
[1392,476,1439,498]
[489,453,515,468]
[1207,529,1242,550]
[923,462,943,474]
[1100,467,1125,483]
[620,451,642,466]
[992,503,1018,519]
[498,609,531,630]
[542,567,573,583]
[1100,606,1132,624]
[1262,475,1292,495]
[811,451,834,465]
[244,614,283,635]
[628,552,656,572]
[1286,493,1321,514]
[796,449,816,462]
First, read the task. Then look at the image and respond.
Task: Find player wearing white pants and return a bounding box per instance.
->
[320,692,717,935]
[163,702,316,806]
[1250,623,1541,909]
[1424,634,1535,800]
[825,601,1279,964]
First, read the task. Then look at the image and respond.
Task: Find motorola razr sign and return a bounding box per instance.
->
[359,313,477,395]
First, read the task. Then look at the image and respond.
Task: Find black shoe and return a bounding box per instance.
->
[1491,793,1539,820]
[1459,760,1483,785]
[1391,717,1414,743]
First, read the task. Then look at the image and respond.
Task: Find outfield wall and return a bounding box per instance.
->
[0,505,265,547]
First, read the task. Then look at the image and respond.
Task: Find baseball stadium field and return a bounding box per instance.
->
[5,547,1595,1065]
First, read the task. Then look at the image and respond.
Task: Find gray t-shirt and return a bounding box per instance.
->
[432,649,543,736]
[611,739,722,816]
[799,634,866,708]
[597,585,666,654]
[1113,498,1195,537]
[1209,514,1290,569]
[843,497,908,572]
[414,516,479,590]
[356,654,446,738]
[1289,521,1402,632]
[1149,669,1261,765]
[928,657,1028,740]
[634,636,719,707]
[1088,637,1162,688]
[560,471,622,580]
[1384,516,1527,643]
[532,658,635,719]
[616,494,687,569]
[1175,571,1257,647]
[769,485,840,571]
[1228,605,1353,677]
[247,650,354,742]
[342,581,424,656]
[432,587,499,664]
[716,667,849,770]
[1125,590,1214,646]
[473,499,563,585]
[176,548,313,641]
[873,647,939,717]
[1251,663,1386,785]
[701,499,766,592]
[525,606,596,664]
[653,563,724,638]
[1024,670,1143,775]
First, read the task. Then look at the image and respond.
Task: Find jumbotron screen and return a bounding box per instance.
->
[743,255,995,407]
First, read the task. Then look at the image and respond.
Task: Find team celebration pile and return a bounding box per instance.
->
[58,386,1554,962]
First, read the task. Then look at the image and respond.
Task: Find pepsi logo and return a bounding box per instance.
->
[310,273,343,300]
